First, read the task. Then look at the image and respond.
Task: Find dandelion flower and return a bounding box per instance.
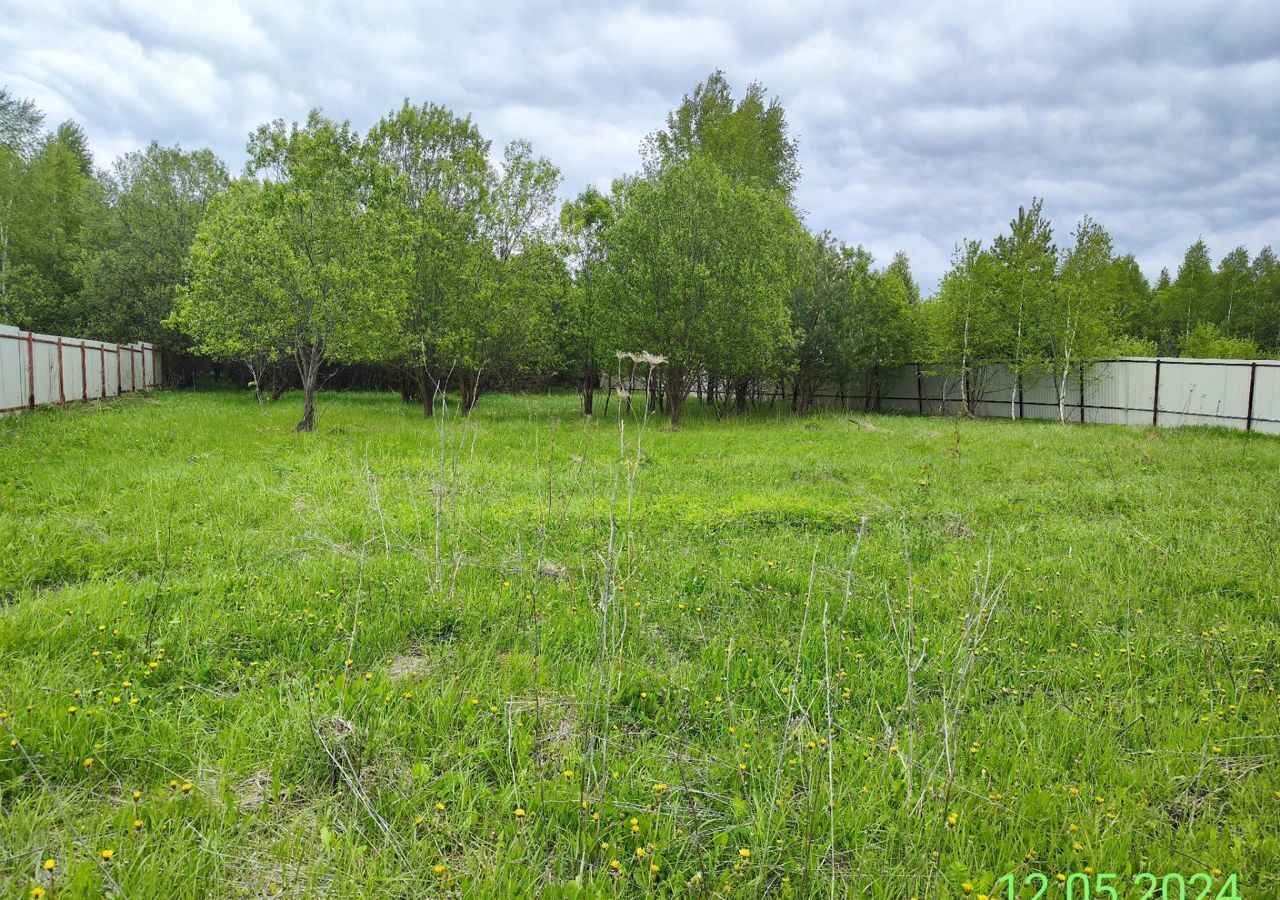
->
[133,819,144,831]
[42,858,56,871]
[433,865,446,875]
[514,808,526,819]
[739,848,751,859]
[100,849,114,861]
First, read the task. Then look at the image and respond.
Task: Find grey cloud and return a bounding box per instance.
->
[2,0,1277,288]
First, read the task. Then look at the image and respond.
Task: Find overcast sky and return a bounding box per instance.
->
[2,0,1277,289]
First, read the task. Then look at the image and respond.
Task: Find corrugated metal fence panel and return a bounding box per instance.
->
[0,325,23,411]
[0,325,162,415]
[880,357,1279,434]
[1252,366,1280,435]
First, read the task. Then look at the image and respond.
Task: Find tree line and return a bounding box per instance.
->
[2,76,1278,430]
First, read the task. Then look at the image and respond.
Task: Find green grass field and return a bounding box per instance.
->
[2,389,1278,899]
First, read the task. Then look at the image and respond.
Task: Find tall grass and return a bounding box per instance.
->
[1,389,1278,897]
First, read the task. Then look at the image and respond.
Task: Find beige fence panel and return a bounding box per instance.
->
[0,324,162,415]
[874,357,1279,434]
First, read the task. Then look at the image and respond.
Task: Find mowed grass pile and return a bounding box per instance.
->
[1,389,1278,898]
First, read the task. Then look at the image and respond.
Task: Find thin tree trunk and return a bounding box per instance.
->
[666,365,689,426]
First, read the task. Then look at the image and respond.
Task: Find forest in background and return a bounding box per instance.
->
[2,74,1278,429]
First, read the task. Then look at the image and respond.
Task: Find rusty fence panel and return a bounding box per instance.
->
[0,324,163,416]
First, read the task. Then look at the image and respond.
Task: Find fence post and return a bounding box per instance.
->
[1245,362,1257,432]
[56,336,66,405]
[80,341,88,400]
[116,347,122,396]
[1152,359,1162,427]
[99,345,106,398]
[26,330,36,409]
[1078,364,1085,423]
[916,363,923,414]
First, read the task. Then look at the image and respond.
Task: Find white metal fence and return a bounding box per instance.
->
[0,324,162,415]
[868,357,1280,435]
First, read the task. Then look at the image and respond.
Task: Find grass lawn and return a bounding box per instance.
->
[1,389,1278,898]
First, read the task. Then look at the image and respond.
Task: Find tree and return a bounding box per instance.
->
[1211,245,1253,338]
[787,233,861,414]
[443,139,563,412]
[991,199,1056,419]
[0,111,102,334]
[173,180,290,399]
[605,153,796,425]
[177,112,409,431]
[1052,216,1122,422]
[78,142,229,344]
[1161,239,1214,340]
[642,70,799,199]
[1179,322,1259,360]
[922,240,1004,414]
[1246,246,1280,353]
[1110,254,1153,344]
[559,186,615,415]
[367,100,491,415]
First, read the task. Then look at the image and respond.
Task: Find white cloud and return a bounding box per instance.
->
[2,0,1277,288]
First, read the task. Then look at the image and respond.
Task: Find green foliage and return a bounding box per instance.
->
[176,111,410,429]
[78,143,230,345]
[1178,322,1260,360]
[643,70,799,198]
[604,153,798,423]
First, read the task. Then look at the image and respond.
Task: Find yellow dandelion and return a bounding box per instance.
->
[739,848,751,859]
[133,819,144,831]
[100,849,114,861]
[514,807,525,818]
[42,858,56,871]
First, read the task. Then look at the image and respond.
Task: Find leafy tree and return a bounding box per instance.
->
[1,114,102,333]
[77,142,229,344]
[1179,322,1259,360]
[991,200,1057,418]
[1211,245,1252,337]
[1110,254,1153,343]
[1051,216,1123,421]
[787,233,863,413]
[1246,246,1280,352]
[922,240,1004,413]
[177,112,409,431]
[605,153,795,425]
[559,186,615,414]
[367,100,491,415]
[642,70,798,199]
[445,140,563,411]
[1161,239,1214,341]
[173,180,290,397]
